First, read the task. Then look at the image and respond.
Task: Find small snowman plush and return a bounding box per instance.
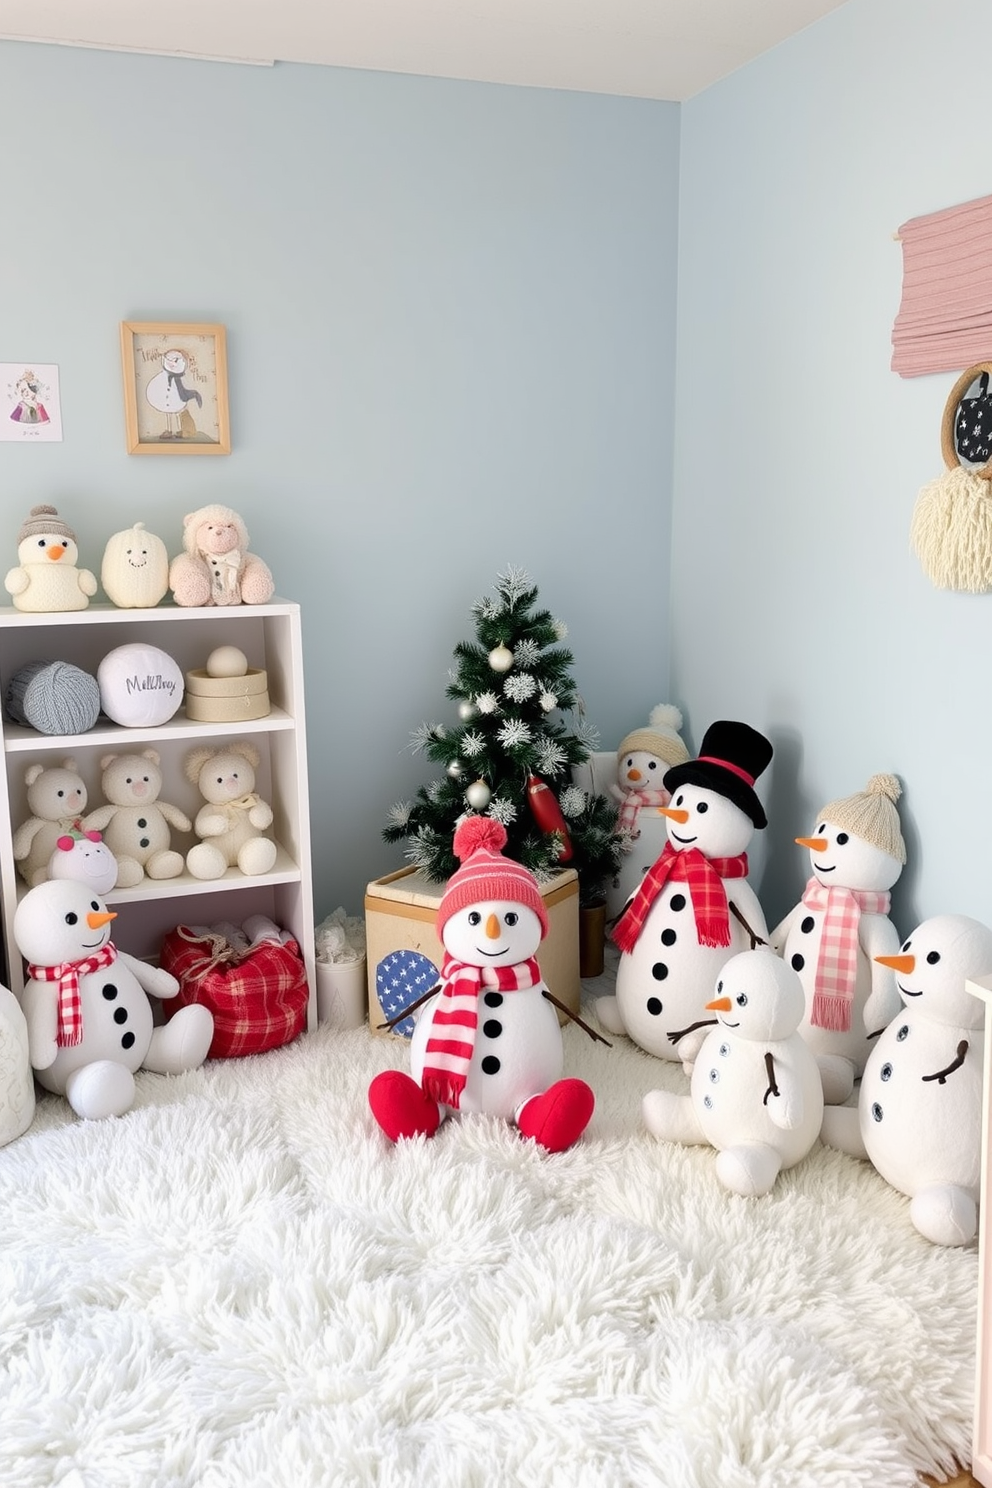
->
[769,775,905,1105]
[599,720,773,1071]
[14,879,214,1120]
[606,703,690,922]
[368,818,595,1152]
[4,504,97,613]
[821,914,992,1247]
[643,948,825,1197]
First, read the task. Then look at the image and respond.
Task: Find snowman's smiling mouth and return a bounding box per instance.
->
[476,946,507,958]
[83,936,108,950]
[671,831,697,845]
[899,985,922,997]
[813,862,835,873]
[722,1018,740,1028]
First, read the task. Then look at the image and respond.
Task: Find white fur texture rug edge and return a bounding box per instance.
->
[0,988,977,1488]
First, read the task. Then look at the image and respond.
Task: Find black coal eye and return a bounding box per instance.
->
[675,793,683,806]
[647,760,657,771]
[817,822,826,834]
[37,539,45,547]
[65,912,77,925]
[735,992,748,1007]
[625,757,633,769]
[697,801,708,813]
[902,939,912,952]
[927,951,940,964]
[716,980,723,993]
[836,832,849,845]
[504,912,518,926]
[90,901,100,911]
[468,911,481,926]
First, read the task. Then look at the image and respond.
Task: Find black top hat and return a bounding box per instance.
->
[663,720,773,829]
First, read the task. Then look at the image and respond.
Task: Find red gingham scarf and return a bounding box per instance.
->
[617,787,670,837]
[26,943,117,1048]
[612,844,748,955]
[422,954,541,1109]
[801,879,891,1032]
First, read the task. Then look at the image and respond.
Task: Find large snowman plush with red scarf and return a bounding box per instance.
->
[368,818,595,1152]
[14,879,213,1120]
[769,775,905,1105]
[597,720,773,1069]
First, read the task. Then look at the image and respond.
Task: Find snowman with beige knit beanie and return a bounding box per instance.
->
[770,774,905,1105]
[606,703,690,922]
[5,505,97,613]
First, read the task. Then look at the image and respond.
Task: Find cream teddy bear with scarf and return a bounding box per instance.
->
[184,742,277,880]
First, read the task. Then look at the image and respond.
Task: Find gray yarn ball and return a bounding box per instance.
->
[5,660,101,735]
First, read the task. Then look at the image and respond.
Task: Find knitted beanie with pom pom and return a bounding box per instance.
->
[617,703,690,770]
[815,774,906,864]
[436,817,548,941]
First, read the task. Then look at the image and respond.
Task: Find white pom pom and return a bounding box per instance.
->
[648,703,683,732]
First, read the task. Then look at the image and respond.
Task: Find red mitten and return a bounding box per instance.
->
[368,1070,442,1142]
[517,1078,594,1152]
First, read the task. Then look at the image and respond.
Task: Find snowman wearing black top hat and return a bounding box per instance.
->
[597,720,773,1070]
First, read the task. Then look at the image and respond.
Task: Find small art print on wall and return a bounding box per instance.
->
[120,321,230,455]
[0,363,63,442]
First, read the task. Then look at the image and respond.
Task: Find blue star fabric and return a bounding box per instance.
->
[375,949,439,1039]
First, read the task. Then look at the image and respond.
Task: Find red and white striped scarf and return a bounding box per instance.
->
[612,843,748,954]
[617,787,670,837]
[422,954,541,1109]
[26,943,117,1048]
[801,879,891,1032]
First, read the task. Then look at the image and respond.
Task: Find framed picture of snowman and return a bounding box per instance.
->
[120,321,230,455]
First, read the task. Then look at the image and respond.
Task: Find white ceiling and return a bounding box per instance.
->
[0,0,851,101]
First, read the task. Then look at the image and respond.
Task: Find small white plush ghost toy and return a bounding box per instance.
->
[770,774,906,1105]
[368,817,596,1152]
[821,913,992,1247]
[643,948,824,1197]
[47,827,119,896]
[15,880,214,1120]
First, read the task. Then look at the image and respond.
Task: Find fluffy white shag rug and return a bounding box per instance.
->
[0,960,977,1488]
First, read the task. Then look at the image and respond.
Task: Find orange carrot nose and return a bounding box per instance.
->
[627,768,642,782]
[86,910,117,930]
[796,836,829,852]
[46,544,67,561]
[659,807,690,824]
[485,913,500,940]
[876,953,914,973]
[706,996,732,1012]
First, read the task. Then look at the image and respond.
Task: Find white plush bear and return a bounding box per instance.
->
[15,879,213,1121]
[84,749,192,888]
[184,741,277,880]
[13,758,89,887]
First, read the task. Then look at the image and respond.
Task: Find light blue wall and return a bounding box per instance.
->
[674,0,992,934]
[0,42,681,918]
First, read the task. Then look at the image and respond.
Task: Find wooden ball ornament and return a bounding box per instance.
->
[488,644,514,673]
[465,780,491,810]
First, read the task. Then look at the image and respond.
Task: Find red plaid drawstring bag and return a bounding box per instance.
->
[160,925,309,1058]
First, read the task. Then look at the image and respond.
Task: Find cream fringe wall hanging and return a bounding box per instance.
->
[911,361,992,591]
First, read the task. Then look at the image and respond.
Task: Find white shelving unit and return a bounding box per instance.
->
[0,599,316,1028]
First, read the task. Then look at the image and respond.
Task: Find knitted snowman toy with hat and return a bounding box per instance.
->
[368,817,596,1152]
[598,719,773,1071]
[606,703,690,922]
[5,504,97,613]
[769,774,905,1105]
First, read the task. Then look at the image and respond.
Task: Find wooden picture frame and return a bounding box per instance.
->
[120,321,230,455]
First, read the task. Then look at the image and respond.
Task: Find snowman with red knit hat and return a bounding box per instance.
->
[368,817,596,1152]
[598,720,773,1069]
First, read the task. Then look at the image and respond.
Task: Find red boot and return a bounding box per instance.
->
[368,1070,442,1142]
[517,1078,594,1153]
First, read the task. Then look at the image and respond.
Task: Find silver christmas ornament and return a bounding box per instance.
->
[488,643,514,673]
[458,700,477,721]
[447,759,465,780]
[465,779,491,810]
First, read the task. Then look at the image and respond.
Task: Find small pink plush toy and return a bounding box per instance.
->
[169,504,274,608]
[368,818,599,1152]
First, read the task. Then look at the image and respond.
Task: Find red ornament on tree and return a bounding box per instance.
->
[526,774,573,862]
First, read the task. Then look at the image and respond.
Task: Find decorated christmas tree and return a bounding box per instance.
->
[383,566,622,904]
